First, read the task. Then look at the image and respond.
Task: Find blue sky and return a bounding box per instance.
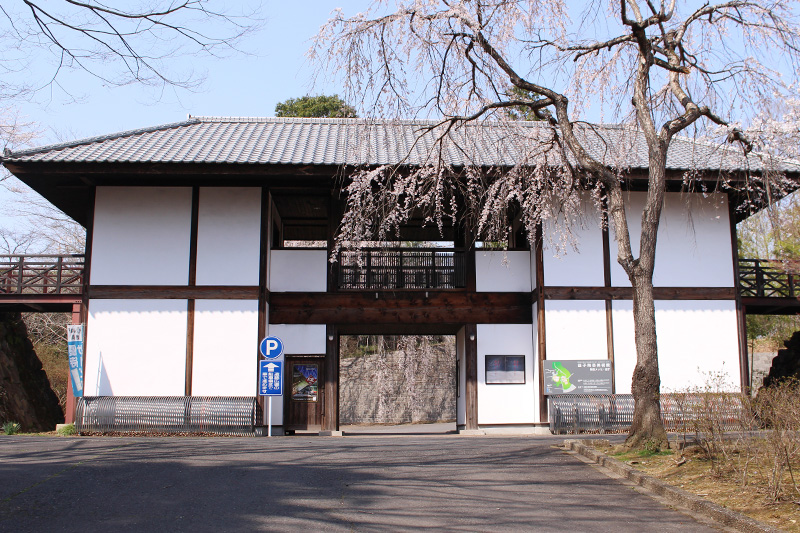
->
[14,1,372,145]
[1,2,374,236]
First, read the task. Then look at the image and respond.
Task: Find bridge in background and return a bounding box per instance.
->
[0,254,83,312]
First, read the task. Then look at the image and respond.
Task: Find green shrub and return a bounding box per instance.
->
[3,422,21,435]
[56,423,76,436]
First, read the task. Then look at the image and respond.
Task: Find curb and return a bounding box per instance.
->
[564,439,782,533]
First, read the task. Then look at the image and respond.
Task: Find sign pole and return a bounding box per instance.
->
[268,396,272,437]
[259,336,284,438]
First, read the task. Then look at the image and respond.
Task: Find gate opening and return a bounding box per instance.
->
[339,335,457,435]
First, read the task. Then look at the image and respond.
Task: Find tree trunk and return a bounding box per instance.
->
[626,273,668,447]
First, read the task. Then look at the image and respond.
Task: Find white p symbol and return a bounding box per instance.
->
[266,339,279,355]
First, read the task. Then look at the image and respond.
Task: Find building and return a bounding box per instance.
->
[3,116,795,434]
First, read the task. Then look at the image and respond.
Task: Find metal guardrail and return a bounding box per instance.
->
[338,248,466,290]
[548,393,747,434]
[0,254,84,295]
[76,396,262,436]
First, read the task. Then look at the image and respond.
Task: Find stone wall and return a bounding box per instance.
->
[340,337,456,425]
[0,312,63,431]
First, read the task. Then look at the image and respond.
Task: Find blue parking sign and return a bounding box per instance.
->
[259,336,284,359]
[259,360,283,396]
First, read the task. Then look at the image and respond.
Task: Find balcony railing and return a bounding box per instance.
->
[738,258,800,298]
[0,254,85,295]
[338,248,466,290]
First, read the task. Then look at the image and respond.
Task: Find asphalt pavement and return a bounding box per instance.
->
[0,433,722,532]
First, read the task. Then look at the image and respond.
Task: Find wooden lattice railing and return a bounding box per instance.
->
[0,254,85,295]
[738,258,800,298]
[338,248,467,290]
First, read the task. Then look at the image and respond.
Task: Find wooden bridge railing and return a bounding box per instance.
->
[338,248,466,290]
[0,254,85,296]
[738,258,800,298]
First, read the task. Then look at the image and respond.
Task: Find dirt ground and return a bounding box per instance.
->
[594,442,800,532]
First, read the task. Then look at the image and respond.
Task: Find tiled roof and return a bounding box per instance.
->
[5,116,798,172]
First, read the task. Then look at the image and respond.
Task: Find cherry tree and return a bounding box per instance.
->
[311,0,800,446]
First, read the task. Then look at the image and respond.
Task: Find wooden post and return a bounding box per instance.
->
[601,199,616,393]
[321,324,341,435]
[464,323,478,430]
[185,186,199,396]
[257,188,271,425]
[64,302,82,424]
[728,193,750,393]
[534,224,548,422]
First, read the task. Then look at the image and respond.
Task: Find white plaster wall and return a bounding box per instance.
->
[269,250,328,292]
[543,194,605,287]
[267,324,327,355]
[91,187,191,285]
[475,251,532,292]
[545,300,608,361]
[477,324,536,425]
[191,300,259,396]
[456,327,466,426]
[612,300,741,394]
[85,299,187,396]
[610,192,733,287]
[195,188,262,286]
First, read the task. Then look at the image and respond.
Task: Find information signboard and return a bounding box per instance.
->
[66,324,84,397]
[259,361,283,396]
[485,355,526,384]
[544,359,612,395]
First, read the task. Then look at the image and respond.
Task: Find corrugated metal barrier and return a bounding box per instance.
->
[76,396,262,436]
[548,393,748,434]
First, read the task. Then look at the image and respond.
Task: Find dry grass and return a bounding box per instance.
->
[35,342,68,416]
[595,443,800,531]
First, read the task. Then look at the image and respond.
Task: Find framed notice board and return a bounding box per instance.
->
[485,355,526,384]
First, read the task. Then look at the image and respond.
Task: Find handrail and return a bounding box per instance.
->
[738,258,800,299]
[0,254,85,296]
[338,247,467,290]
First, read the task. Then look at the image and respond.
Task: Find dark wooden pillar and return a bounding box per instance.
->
[534,224,548,422]
[464,323,478,430]
[64,302,83,424]
[601,200,616,393]
[322,324,340,433]
[185,186,199,396]
[75,186,95,423]
[257,188,271,423]
[728,194,749,393]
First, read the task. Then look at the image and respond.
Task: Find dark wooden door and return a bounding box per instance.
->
[284,357,324,431]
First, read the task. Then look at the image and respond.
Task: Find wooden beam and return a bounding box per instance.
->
[88,286,260,299]
[268,291,533,325]
[322,325,339,432]
[80,186,96,407]
[534,224,547,422]
[543,286,736,300]
[185,299,195,396]
[258,188,270,420]
[728,193,750,393]
[601,202,616,393]
[740,296,800,314]
[185,186,199,396]
[464,324,478,430]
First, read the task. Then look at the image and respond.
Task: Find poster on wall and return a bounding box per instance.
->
[485,355,526,384]
[66,325,84,397]
[544,360,612,395]
[291,364,319,402]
